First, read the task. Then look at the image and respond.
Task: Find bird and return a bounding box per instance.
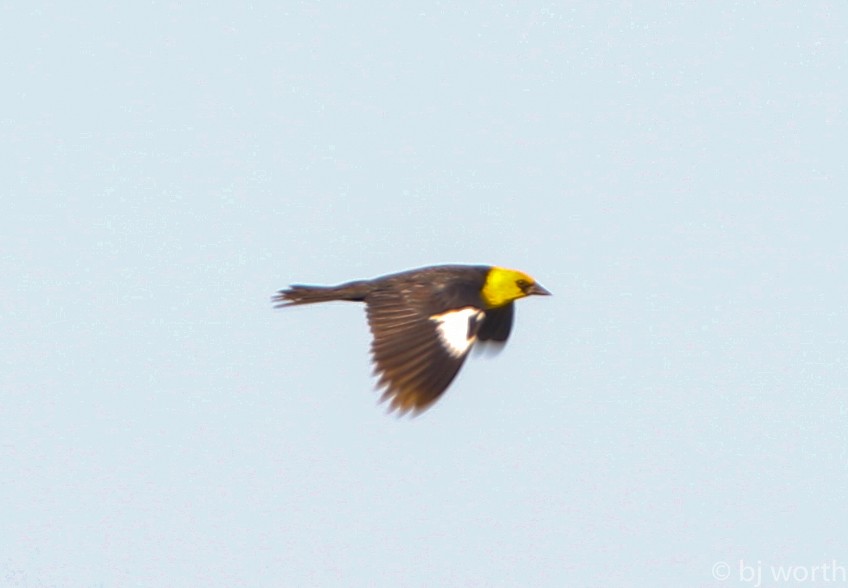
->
[272,264,550,415]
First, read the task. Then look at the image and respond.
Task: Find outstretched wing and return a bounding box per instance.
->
[365,285,484,415]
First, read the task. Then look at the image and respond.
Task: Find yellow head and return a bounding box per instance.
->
[481,266,551,308]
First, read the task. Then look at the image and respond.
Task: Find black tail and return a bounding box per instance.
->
[272,280,370,308]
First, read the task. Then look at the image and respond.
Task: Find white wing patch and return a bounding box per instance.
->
[430,307,485,358]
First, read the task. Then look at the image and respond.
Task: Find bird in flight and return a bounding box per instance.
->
[273,264,550,415]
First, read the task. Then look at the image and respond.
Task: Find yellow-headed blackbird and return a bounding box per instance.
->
[273,264,550,415]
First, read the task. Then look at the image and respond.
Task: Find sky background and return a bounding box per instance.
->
[2,2,847,587]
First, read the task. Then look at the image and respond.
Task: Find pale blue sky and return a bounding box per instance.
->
[2,2,847,586]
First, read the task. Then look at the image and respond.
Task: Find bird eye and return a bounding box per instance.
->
[516,279,530,291]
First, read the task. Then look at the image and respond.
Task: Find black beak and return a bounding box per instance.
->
[528,283,551,296]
